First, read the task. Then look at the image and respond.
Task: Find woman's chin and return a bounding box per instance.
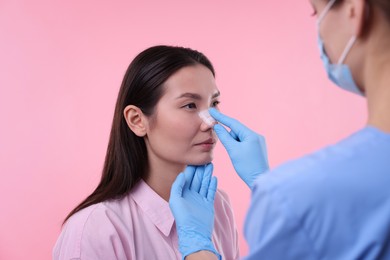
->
[188,155,213,166]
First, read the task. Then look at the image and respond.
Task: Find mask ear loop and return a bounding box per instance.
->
[337,36,357,64]
[317,0,337,25]
[338,0,371,64]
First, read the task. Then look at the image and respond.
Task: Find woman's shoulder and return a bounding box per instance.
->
[53,204,101,259]
[65,203,102,225]
[53,199,131,260]
[63,198,127,229]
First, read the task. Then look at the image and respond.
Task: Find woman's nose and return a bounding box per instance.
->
[198,110,216,131]
[200,120,214,131]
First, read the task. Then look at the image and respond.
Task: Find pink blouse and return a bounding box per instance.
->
[53,180,239,259]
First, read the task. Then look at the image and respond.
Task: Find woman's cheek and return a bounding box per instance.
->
[180,118,199,136]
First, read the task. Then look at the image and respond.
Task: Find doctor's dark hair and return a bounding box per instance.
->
[330,0,390,23]
[64,45,215,223]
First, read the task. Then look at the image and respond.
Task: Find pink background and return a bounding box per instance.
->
[0,1,366,259]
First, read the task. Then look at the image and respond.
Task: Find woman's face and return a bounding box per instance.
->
[144,64,220,167]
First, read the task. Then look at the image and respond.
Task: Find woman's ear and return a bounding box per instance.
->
[123,105,147,137]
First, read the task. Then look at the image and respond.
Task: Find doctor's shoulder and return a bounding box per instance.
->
[254,128,373,193]
[251,134,360,207]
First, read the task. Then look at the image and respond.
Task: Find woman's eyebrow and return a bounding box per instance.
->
[176,93,202,100]
[176,91,220,100]
[212,91,220,98]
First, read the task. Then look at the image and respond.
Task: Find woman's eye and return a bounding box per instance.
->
[212,100,220,107]
[183,103,197,109]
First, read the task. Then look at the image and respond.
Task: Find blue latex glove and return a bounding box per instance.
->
[169,164,221,260]
[209,108,269,188]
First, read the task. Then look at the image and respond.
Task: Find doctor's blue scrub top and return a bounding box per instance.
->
[244,126,390,260]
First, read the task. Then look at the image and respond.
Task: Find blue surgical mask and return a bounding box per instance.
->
[317,0,364,96]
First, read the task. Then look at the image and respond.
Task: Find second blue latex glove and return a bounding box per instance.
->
[209,108,269,188]
[169,164,221,260]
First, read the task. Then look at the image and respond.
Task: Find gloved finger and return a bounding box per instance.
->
[170,173,186,198]
[214,124,237,150]
[229,129,239,140]
[190,165,205,192]
[207,176,218,202]
[183,166,196,191]
[199,164,213,197]
[260,136,269,165]
[209,108,250,138]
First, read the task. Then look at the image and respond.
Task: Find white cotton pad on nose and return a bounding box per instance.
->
[198,110,216,126]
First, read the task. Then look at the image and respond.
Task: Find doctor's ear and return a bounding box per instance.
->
[348,0,369,37]
[123,105,148,137]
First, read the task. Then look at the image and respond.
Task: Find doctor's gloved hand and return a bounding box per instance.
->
[169,165,221,260]
[209,108,269,189]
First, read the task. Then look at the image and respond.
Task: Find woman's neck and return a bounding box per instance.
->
[143,155,186,201]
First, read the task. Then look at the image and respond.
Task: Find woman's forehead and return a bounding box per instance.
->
[162,65,218,98]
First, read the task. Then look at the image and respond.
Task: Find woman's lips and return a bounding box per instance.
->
[196,138,216,145]
[195,138,216,151]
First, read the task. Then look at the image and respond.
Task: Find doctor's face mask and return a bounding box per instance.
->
[316,0,364,96]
